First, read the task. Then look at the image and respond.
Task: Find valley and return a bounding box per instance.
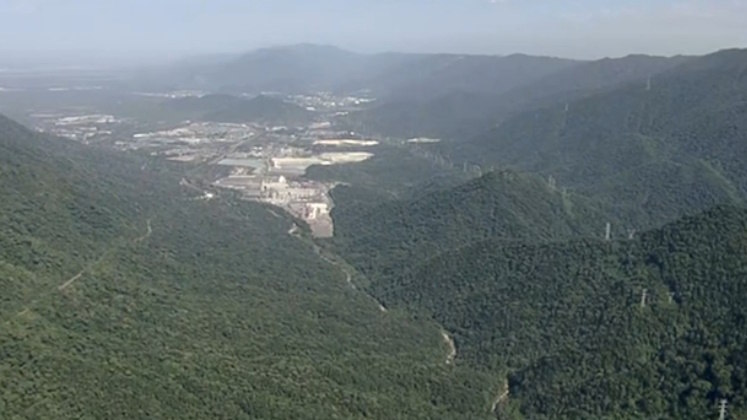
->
[1,43,746,419]
[21,91,379,238]
[0,111,497,419]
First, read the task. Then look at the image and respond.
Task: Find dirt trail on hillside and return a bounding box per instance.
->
[441,331,457,365]
[58,271,85,291]
[60,219,152,291]
[4,218,155,324]
[490,380,510,413]
[134,219,153,243]
[288,222,389,313]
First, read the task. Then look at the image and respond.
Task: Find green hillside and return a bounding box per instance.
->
[330,170,609,288]
[0,115,499,419]
[372,205,747,419]
[447,49,747,226]
[3,43,747,420]
[368,53,578,102]
[319,47,747,419]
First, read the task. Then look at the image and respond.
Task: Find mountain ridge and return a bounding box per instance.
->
[343,53,689,139]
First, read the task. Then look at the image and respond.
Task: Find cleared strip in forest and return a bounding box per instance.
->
[58,271,85,291]
[3,218,155,324]
[61,219,152,291]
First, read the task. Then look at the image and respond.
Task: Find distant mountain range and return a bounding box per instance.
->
[143,45,747,148]
[344,53,691,139]
[148,44,698,137]
[152,44,578,99]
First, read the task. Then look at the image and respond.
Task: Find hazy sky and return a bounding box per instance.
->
[0,0,745,60]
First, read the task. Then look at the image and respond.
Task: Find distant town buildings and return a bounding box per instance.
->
[28,91,378,238]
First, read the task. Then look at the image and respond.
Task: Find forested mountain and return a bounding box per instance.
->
[330,170,609,288]
[342,54,688,140]
[4,41,746,419]
[161,94,312,125]
[340,92,510,141]
[503,54,691,106]
[314,46,747,419]
[369,205,747,419]
[148,45,695,141]
[0,115,501,419]
[444,48,747,226]
[306,144,470,200]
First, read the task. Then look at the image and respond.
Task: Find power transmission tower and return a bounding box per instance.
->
[640,289,648,309]
[719,399,728,420]
[605,223,612,241]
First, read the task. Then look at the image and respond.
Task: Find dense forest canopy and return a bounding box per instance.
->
[330,170,609,287]
[1,44,746,420]
[364,206,747,418]
[0,114,501,419]
[319,49,747,419]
